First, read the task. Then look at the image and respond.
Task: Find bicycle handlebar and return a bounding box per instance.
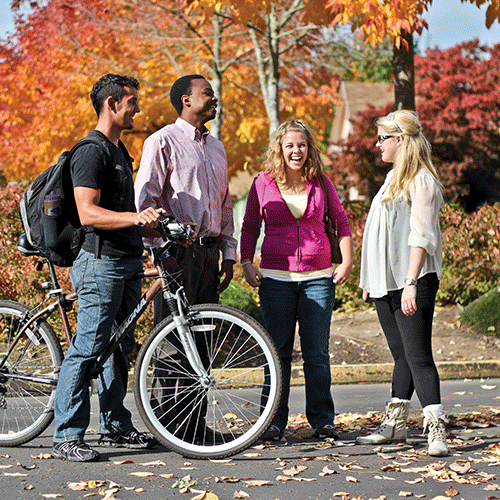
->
[155,217,195,242]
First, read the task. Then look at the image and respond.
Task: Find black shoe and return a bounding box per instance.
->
[52,440,100,462]
[178,425,227,444]
[98,427,157,449]
[261,425,283,442]
[313,424,339,439]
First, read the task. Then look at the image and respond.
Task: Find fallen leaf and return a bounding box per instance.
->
[319,466,337,476]
[140,460,166,467]
[398,493,412,497]
[113,459,134,464]
[4,472,28,477]
[445,486,459,497]
[191,492,220,500]
[68,482,88,491]
[346,475,358,482]
[243,480,271,487]
[31,453,51,460]
[234,491,250,498]
[481,385,497,390]
[484,484,500,491]
[41,495,63,499]
[283,465,307,476]
[449,462,472,474]
[129,471,155,477]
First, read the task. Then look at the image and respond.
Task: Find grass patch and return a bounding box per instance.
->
[219,280,264,326]
[460,285,500,336]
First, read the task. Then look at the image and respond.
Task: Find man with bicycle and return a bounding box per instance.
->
[134,74,237,440]
[52,74,162,462]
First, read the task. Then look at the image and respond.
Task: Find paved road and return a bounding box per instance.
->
[2,378,499,500]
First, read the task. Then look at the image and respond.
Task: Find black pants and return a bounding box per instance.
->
[153,242,220,322]
[152,241,220,433]
[374,273,441,407]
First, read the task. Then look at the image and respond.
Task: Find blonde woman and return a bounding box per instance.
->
[358,110,447,456]
[240,120,353,441]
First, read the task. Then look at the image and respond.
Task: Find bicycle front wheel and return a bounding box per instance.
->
[134,304,281,459]
[0,300,63,446]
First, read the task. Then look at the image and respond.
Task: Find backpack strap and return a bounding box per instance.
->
[71,136,115,259]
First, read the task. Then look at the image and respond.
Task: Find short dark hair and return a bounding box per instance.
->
[169,74,206,115]
[90,74,140,117]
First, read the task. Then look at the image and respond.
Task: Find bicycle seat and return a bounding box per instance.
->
[18,233,43,257]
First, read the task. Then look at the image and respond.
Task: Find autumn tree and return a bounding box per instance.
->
[330,41,500,211]
[325,0,500,111]
[0,0,340,181]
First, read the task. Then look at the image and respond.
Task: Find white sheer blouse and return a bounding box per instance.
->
[359,169,443,299]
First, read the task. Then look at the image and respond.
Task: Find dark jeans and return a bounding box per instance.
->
[259,277,336,431]
[374,273,441,407]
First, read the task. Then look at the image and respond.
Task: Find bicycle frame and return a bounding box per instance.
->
[4,220,210,388]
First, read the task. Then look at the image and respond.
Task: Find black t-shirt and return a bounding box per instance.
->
[70,130,143,258]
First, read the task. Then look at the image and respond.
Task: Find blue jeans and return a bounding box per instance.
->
[53,250,143,442]
[258,277,336,431]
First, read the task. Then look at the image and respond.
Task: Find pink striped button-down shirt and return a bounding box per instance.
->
[135,118,237,261]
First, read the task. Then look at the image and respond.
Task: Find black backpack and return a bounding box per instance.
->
[18,137,111,267]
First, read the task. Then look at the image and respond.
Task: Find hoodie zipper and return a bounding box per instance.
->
[296,219,301,264]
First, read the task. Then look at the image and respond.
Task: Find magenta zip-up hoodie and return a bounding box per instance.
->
[240,172,352,271]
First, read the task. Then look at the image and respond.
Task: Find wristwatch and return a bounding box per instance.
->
[404,278,417,286]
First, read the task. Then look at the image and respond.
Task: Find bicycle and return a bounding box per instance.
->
[0,218,282,459]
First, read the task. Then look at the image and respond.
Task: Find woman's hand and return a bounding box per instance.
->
[333,261,352,285]
[242,262,262,288]
[401,284,417,316]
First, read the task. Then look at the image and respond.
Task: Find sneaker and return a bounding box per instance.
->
[261,424,283,442]
[314,424,339,439]
[52,440,100,462]
[98,427,157,449]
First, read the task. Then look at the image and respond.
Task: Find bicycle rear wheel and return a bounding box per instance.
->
[0,300,63,445]
[134,304,281,459]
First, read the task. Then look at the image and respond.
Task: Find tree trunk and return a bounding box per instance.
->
[210,14,223,140]
[392,30,415,111]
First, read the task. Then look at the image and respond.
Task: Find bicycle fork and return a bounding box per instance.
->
[165,289,214,389]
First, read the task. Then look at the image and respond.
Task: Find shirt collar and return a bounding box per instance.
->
[175,117,210,143]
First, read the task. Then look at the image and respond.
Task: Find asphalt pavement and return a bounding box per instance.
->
[2,378,500,500]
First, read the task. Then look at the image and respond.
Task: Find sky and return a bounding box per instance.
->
[0,0,499,49]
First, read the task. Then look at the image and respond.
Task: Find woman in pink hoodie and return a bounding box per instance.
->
[240,120,353,441]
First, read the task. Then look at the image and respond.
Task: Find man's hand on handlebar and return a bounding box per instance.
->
[136,208,165,228]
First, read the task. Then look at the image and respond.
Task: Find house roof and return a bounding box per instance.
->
[329,81,394,146]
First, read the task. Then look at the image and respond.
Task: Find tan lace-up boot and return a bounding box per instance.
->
[356,400,411,445]
[423,406,448,457]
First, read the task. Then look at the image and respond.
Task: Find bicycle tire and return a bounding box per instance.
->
[0,300,63,446]
[134,303,281,459]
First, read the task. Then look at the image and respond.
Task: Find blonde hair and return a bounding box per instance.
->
[377,110,442,202]
[262,120,324,183]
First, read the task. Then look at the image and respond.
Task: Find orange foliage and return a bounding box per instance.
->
[0,0,337,183]
[325,0,499,49]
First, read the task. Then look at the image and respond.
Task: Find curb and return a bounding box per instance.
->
[127,360,500,391]
[290,360,500,385]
